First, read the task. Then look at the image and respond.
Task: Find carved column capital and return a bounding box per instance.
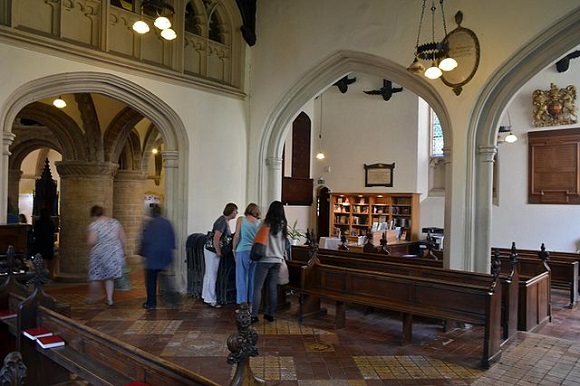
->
[161,150,179,169]
[265,157,282,170]
[477,145,497,163]
[56,161,119,178]
[3,131,16,156]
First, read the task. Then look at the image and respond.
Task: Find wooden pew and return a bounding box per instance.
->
[493,246,552,331]
[37,306,219,386]
[289,256,503,369]
[292,245,520,341]
[495,244,578,307]
[292,245,443,268]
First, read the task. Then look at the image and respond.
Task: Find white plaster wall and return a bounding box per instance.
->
[492,47,580,252]
[248,0,580,260]
[0,42,248,235]
[311,75,419,193]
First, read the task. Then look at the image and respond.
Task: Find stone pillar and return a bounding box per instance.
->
[473,145,497,274]
[265,157,283,205]
[55,161,118,282]
[112,170,146,264]
[7,169,23,215]
[1,132,16,223]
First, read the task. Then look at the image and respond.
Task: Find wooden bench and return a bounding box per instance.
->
[35,306,219,386]
[288,255,503,369]
[292,245,520,341]
[495,244,579,307]
[495,244,578,307]
[292,245,443,268]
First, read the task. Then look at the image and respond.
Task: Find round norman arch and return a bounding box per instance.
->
[467,8,580,273]
[0,71,190,291]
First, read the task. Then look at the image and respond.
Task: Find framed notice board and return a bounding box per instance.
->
[364,163,395,187]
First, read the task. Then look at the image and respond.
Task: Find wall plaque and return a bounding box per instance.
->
[364,163,395,187]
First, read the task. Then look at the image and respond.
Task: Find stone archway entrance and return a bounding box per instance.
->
[1,72,190,291]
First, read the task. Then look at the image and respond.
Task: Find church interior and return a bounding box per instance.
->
[1,0,580,384]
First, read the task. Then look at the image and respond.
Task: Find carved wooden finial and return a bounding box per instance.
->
[227,303,264,385]
[0,351,27,386]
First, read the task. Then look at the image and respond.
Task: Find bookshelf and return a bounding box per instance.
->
[330,192,420,241]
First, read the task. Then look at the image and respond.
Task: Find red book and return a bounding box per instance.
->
[0,309,17,320]
[37,335,65,349]
[22,327,53,340]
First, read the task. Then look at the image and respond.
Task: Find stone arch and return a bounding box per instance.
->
[468,8,580,273]
[258,50,451,209]
[9,128,62,170]
[74,93,103,162]
[118,131,142,171]
[103,107,145,164]
[1,71,189,290]
[16,102,87,161]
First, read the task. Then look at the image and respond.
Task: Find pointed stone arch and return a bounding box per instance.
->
[1,71,189,290]
[257,50,452,220]
[103,106,145,164]
[468,8,580,273]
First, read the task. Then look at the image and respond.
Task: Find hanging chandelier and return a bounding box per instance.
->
[132,0,177,41]
[407,0,457,80]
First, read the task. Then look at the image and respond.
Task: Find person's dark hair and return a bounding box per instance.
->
[264,200,287,237]
[223,202,238,216]
[150,204,162,217]
[19,214,28,223]
[244,203,261,218]
[90,205,104,217]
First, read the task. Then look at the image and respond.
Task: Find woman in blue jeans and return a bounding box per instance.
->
[232,203,261,304]
[251,200,287,323]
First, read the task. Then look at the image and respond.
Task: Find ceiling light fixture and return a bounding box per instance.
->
[316,95,325,160]
[498,109,517,144]
[408,0,457,80]
[53,96,66,109]
[132,0,176,41]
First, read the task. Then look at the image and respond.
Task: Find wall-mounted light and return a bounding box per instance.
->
[53,96,66,109]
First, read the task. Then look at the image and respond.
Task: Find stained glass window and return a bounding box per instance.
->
[431,110,444,157]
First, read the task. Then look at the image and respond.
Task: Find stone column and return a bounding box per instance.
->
[55,161,118,282]
[265,157,283,205]
[112,170,146,264]
[473,145,497,274]
[7,169,23,216]
[1,132,16,223]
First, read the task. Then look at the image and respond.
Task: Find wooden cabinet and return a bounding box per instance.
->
[330,193,420,241]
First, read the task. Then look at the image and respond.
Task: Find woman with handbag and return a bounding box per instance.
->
[232,203,261,305]
[251,200,287,323]
[202,202,238,308]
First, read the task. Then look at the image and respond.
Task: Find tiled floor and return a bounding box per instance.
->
[43,267,580,385]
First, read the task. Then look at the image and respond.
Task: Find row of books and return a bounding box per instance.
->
[22,326,66,348]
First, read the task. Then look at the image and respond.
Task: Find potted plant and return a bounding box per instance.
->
[287,220,305,245]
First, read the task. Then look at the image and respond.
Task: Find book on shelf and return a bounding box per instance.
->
[0,309,17,320]
[37,334,65,349]
[22,327,53,340]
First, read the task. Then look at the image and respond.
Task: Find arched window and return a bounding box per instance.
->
[429,108,445,196]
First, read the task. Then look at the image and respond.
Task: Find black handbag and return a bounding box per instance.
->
[205,231,233,254]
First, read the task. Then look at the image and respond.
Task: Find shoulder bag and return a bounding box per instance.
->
[250,224,270,261]
[205,230,233,254]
